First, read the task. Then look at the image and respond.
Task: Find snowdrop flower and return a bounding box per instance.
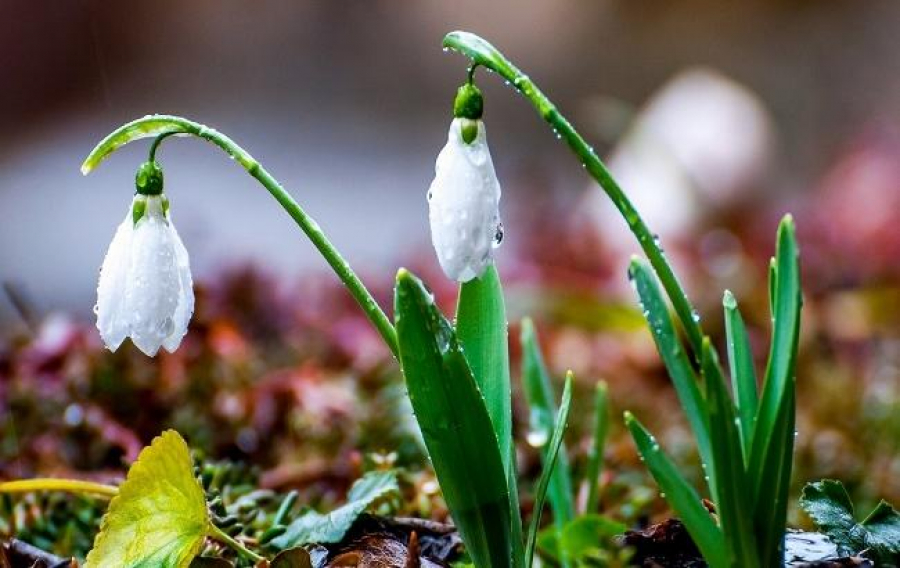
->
[427,83,503,282]
[96,161,194,356]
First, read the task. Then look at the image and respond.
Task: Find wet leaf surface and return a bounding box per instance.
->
[271,471,399,549]
[85,430,208,568]
[800,480,900,565]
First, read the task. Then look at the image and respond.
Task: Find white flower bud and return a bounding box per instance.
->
[427,118,503,282]
[96,194,194,356]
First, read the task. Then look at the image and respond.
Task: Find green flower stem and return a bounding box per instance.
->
[0,478,119,498]
[82,115,398,358]
[442,31,704,356]
[207,522,265,563]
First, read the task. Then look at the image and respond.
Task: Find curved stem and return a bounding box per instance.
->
[0,478,118,498]
[148,130,179,163]
[207,522,265,563]
[82,115,398,358]
[442,31,704,357]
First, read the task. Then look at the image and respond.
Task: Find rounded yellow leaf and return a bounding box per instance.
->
[86,430,209,568]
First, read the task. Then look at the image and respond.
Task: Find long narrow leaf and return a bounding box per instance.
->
[722,291,758,463]
[585,381,609,514]
[456,265,523,567]
[701,339,760,567]
[755,384,796,567]
[749,216,801,566]
[457,265,513,473]
[624,412,727,568]
[751,215,800,456]
[395,269,513,568]
[520,318,576,529]
[525,373,574,568]
[750,216,801,498]
[628,259,714,497]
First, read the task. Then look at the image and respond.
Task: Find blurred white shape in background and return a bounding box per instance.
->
[583,67,774,254]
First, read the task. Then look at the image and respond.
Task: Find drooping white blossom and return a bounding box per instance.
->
[427,118,503,282]
[96,195,194,356]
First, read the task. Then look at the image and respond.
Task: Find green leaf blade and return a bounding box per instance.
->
[861,500,900,563]
[456,266,523,566]
[585,381,609,514]
[86,430,209,568]
[624,412,727,568]
[800,479,900,564]
[457,266,512,469]
[799,479,857,544]
[748,216,801,566]
[701,339,759,567]
[722,290,758,463]
[272,471,399,549]
[394,269,513,568]
[750,215,801,474]
[82,115,198,174]
[754,388,795,566]
[520,318,575,528]
[628,259,713,496]
[525,374,574,568]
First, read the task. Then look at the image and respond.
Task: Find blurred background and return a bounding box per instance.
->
[2,0,900,558]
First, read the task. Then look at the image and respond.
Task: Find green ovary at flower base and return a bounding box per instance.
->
[96,160,194,357]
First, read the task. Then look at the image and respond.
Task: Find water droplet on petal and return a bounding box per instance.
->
[492,223,504,248]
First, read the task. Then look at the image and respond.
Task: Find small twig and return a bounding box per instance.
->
[207,522,265,563]
[404,531,421,568]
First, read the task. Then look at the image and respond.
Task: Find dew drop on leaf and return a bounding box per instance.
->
[526,429,549,448]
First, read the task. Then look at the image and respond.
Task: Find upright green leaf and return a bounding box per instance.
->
[628,259,713,496]
[456,265,513,472]
[701,339,759,567]
[755,387,795,567]
[395,269,513,568]
[520,318,576,529]
[525,374,574,568]
[748,216,801,566]
[456,265,523,566]
[624,413,727,568]
[722,291,758,463]
[86,430,209,568]
[585,381,609,514]
[750,216,801,478]
[271,471,399,548]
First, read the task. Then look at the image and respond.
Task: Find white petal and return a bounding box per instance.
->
[124,196,180,356]
[427,118,502,282]
[96,209,134,351]
[162,217,194,353]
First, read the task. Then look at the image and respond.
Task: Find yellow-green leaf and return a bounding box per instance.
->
[86,430,209,568]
